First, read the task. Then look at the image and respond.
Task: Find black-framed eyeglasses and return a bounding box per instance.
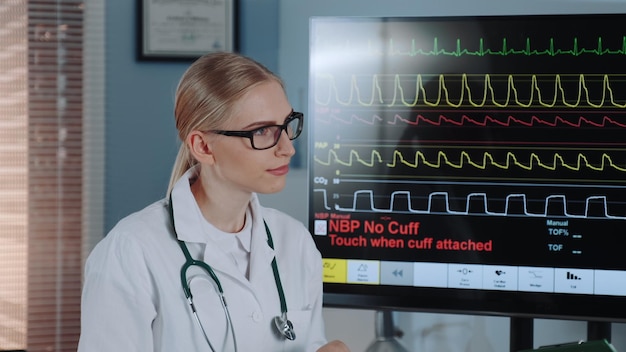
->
[211,111,303,150]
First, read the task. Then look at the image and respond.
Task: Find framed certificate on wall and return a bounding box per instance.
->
[138,0,237,60]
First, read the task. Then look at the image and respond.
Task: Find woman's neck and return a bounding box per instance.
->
[190,177,250,233]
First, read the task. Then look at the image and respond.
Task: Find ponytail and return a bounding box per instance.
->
[166,143,195,197]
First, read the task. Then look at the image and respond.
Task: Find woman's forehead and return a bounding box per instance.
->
[223,81,290,129]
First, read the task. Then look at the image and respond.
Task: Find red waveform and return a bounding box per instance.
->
[388,114,626,127]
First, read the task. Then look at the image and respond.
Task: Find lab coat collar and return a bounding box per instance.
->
[169,166,207,244]
[170,166,275,283]
[247,196,277,285]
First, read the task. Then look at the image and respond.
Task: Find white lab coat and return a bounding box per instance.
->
[78,167,328,352]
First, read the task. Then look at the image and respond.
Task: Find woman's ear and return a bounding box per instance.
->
[187,131,215,165]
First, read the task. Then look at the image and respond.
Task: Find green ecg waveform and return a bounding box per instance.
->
[361,36,626,57]
[315,73,626,108]
[315,149,626,172]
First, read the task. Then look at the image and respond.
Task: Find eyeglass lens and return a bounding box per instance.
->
[253,114,301,149]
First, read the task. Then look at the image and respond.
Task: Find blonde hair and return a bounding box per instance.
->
[166,52,283,196]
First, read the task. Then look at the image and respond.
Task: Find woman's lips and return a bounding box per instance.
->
[268,164,290,176]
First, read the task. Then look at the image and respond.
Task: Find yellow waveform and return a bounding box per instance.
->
[315,149,626,172]
[314,73,626,108]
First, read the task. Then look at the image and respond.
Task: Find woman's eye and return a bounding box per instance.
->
[252,127,271,137]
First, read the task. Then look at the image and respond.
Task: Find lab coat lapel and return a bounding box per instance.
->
[170,167,245,282]
[248,197,275,287]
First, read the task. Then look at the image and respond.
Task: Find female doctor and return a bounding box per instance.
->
[78,52,350,352]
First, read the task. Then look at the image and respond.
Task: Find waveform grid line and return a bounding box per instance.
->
[326,36,626,58]
[315,112,626,128]
[313,188,626,220]
[314,73,626,108]
[315,149,626,172]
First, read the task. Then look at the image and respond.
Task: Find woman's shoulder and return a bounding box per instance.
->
[112,198,170,233]
[98,198,172,250]
[87,197,176,265]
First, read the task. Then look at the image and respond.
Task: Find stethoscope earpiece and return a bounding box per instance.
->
[274,313,296,341]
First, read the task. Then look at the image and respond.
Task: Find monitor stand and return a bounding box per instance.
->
[365,310,410,352]
[510,317,534,352]
[587,321,611,342]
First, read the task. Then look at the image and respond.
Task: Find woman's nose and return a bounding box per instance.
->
[275,130,296,156]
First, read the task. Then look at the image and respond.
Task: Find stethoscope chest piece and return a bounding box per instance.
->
[274,313,296,341]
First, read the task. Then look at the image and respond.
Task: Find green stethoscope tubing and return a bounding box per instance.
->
[177,238,234,352]
[176,221,289,316]
[168,195,293,351]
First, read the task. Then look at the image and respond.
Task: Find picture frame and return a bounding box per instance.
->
[138,0,237,61]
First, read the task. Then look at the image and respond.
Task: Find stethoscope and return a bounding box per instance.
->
[168,196,295,352]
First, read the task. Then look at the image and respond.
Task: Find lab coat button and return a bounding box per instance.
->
[252,311,262,322]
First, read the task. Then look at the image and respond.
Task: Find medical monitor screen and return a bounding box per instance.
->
[307,14,626,321]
